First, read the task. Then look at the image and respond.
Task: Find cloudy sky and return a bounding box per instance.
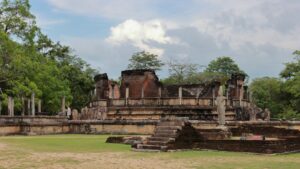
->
[30,0,300,79]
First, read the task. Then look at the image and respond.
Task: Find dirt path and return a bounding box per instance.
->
[1,151,194,169]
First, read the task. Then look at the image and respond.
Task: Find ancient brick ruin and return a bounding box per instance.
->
[81,69,261,122]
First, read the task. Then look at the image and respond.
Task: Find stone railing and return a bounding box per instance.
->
[90,98,251,108]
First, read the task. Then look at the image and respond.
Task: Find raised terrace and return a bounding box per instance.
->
[81,69,255,121]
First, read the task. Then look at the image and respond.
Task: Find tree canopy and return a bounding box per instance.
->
[0,0,96,114]
[250,51,300,119]
[204,56,246,77]
[128,51,164,70]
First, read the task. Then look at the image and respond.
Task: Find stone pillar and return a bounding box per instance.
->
[249,92,253,103]
[141,86,144,99]
[178,86,182,105]
[239,85,244,107]
[0,98,2,116]
[38,99,42,113]
[125,87,129,106]
[31,93,35,116]
[215,86,226,126]
[61,96,65,114]
[8,96,14,116]
[141,85,144,105]
[158,87,162,98]
[21,97,25,116]
[27,98,31,115]
[111,84,115,99]
[11,97,14,116]
[212,87,215,107]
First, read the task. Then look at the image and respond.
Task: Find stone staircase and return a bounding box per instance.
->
[135,118,199,151]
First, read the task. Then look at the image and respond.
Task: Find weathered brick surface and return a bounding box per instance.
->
[120,70,160,98]
[94,73,109,100]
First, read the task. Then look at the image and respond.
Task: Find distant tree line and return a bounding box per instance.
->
[0,0,96,114]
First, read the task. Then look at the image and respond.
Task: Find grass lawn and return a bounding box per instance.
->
[0,135,299,169]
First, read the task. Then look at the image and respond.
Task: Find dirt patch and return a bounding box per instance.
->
[0,150,195,169]
[0,143,7,149]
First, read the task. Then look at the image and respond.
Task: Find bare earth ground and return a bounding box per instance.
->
[0,135,299,169]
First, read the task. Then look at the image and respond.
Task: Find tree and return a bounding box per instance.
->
[128,51,164,70]
[162,60,199,85]
[0,0,96,114]
[163,57,236,85]
[205,56,246,77]
[249,77,284,117]
[0,0,38,43]
[280,51,300,115]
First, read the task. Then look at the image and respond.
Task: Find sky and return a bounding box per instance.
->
[29,0,300,79]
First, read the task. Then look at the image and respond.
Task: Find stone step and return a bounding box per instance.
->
[154,130,178,135]
[147,140,169,145]
[153,132,178,138]
[147,137,175,142]
[155,126,182,130]
[197,129,224,132]
[154,129,179,133]
[157,121,185,126]
[137,144,162,150]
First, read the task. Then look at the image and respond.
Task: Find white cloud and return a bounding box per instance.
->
[106,19,178,56]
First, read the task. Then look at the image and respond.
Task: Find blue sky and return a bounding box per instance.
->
[29,0,300,79]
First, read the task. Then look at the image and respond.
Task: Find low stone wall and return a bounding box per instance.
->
[0,116,69,136]
[0,125,20,136]
[69,120,157,135]
[193,139,300,154]
[1,116,300,136]
[0,116,68,125]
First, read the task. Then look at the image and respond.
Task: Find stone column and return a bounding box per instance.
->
[21,97,25,116]
[27,98,31,116]
[215,86,226,126]
[8,96,14,116]
[178,86,182,105]
[125,87,129,106]
[11,97,14,116]
[158,87,162,98]
[0,98,2,116]
[61,96,65,114]
[158,86,162,105]
[212,87,215,107]
[31,93,35,116]
[249,91,253,103]
[239,85,243,107]
[141,86,144,99]
[38,99,42,113]
[141,85,144,105]
[111,84,115,99]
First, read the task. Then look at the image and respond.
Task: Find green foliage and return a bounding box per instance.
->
[250,51,300,119]
[128,51,164,70]
[162,60,199,85]
[280,52,300,114]
[205,56,247,77]
[250,77,284,117]
[163,58,232,85]
[0,0,96,114]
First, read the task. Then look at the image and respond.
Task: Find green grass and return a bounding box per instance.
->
[0,134,130,153]
[0,134,299,169]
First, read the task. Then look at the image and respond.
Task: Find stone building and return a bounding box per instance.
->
[82,69,253,121]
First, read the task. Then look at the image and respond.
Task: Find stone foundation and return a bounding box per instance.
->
[0,116,300,136]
